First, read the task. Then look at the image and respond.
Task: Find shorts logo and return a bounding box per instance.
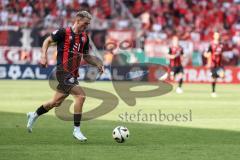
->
[81,37,85,42]
[52,30,58,35]
[68,77,75,83]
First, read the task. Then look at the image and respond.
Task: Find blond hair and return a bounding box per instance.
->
[76,11,92,20]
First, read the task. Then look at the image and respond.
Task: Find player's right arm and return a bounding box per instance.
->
[166,48,175,59]
[204,45,212,58]
[204,45,212,68]
[40,36,54,68]
[40,28,65,68]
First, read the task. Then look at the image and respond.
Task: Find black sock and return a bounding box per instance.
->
[36,105,48,116]
[212,82,216,92]
[74,114,82,127]
[179,78,183,88]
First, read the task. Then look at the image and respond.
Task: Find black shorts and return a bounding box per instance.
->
[170,66,184,76]
[211,67,224,78]
[56,70,79,94]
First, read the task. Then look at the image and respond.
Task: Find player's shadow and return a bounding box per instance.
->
[2,112,240,147]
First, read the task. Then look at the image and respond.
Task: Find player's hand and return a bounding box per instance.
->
[97,65,104,75]
[40,56,48,68]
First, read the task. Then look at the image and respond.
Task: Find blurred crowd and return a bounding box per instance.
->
[1,0,240,42]
[1,0,240,66]
[129,0,240,43]
[0,0,100,29]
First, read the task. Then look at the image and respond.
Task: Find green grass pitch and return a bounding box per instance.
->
[0,80,240,160]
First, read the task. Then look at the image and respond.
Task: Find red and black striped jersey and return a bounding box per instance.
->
[207,42,223,68]
[51,27,89,77]
[168,45,184,67]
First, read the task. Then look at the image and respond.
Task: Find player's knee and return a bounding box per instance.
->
[219,72,225,78]
[178,73,183,79]
[211,78,216,82]
[74,94,86,102]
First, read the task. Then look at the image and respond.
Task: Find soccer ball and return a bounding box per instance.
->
[112,126,130,143]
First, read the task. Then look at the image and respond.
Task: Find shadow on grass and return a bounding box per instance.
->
[1,111,240,147]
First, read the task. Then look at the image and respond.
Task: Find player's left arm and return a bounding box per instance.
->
[180,47,185,60]
[84,53,104,74]
[166,48,175,59]
[204,45,212,58]
[180,47,184,56]
[83,36,104,74]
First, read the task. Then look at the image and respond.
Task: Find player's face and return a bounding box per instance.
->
[213,32,220,42]
[172,37,179,46]
[76,17,90,31]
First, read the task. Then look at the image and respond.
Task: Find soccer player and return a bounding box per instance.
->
[204,31,224,97]
[26,11,104,141]
[167,36,184,94]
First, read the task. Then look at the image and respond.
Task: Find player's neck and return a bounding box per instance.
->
[172,44,178,47]
[213,40,219,44]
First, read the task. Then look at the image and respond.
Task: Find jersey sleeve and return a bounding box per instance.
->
[83,35,89,55]
[179,46,184,55]
[207,45,212,53]
[51,28,65,43]
[168,47,172,55]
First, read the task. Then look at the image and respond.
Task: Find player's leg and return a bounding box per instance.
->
[176,73,183,93]
[218,67,225,79]
[40,91,69,112]
[211,77,217,97]
[170,67,175,81]
[69,85,87,141]
[176,72,183,93]
[211,67,224,97]
[176,66,184,94]
[27,91,68,132]
[178,73,183,88]
[210,67,218,97]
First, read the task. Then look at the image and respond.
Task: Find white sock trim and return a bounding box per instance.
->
[74,126,80,131]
